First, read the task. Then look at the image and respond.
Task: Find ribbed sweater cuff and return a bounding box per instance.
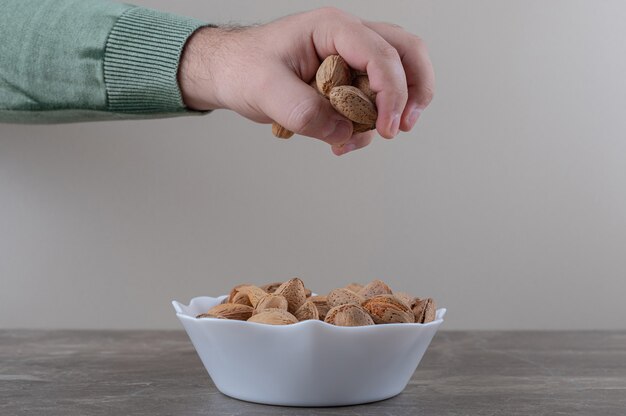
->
[103,7,208,114]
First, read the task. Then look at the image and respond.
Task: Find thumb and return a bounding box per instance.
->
[263,70,353,145]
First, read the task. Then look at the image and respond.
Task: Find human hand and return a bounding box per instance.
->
[178,7,434,156]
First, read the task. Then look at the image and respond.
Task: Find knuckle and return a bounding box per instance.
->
[419,85,435,107]
[409,34,424,49]
[378,44,401,62]
[371,21,404,31]
[388,84,408,98]
[316,6,349,20]
[387,22,405,31]
[394,87,410,103]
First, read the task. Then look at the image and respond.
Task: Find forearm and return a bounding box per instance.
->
[0,0,209,124]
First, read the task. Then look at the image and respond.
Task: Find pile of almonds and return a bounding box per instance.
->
[272,55,378,139]
[196,278,436,327]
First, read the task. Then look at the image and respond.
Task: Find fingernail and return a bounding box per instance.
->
[389,113,401,137]
[408,108,422,128]
[325,120,352,143]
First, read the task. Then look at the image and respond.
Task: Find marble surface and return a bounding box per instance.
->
[1,330,625,415]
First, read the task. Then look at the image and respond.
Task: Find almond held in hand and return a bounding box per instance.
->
[352,74,376,103]
[352,121,376,133]
[329,86,378,125]
[272,121,294,139]
[316,55,351,97]
[271,54,378,139]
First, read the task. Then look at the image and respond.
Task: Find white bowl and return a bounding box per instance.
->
[172,296,446,407]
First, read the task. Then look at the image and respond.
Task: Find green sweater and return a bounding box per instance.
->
[0,0,209,124]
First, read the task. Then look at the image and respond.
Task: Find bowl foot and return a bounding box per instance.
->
[217,388,402,408]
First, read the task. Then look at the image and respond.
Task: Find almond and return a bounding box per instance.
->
[241,286,268,308]
[274,277,307,314]
[196,303,253,321]
[316,55,351,97]
[309,295,330,320]
[329,86,378,125]
[358,279,393,299]
[253,293,288,314]
[344,282,364,293]
[352,121,375,133]
[272,121,294,139]
[352,75,376,103]
[231,291,253,307]
[260,281,283,293]
[324,304,375,327]
[217,278,437,326]
[231,285,267,308]
[413,298,437,323]
[247,308,298,325]
[362,294,415,324]
[228,284,251,303]
[395,292,419,309]
[327,288,364,308]
[294,300,319,321]
[351,68,367,78]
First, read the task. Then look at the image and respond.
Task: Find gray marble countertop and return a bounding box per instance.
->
[1,330,625,415]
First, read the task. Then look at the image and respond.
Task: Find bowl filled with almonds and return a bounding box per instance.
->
[172,278,446,407]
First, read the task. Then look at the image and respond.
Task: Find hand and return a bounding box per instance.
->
[178,7,434,156]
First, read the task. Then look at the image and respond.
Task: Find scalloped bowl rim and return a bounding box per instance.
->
[172,295,446,329]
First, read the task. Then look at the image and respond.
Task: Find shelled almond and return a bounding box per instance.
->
[196,278,437,327]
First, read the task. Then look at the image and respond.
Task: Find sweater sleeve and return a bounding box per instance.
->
[0,0,210,124]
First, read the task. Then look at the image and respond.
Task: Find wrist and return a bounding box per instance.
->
[179,26,225,111]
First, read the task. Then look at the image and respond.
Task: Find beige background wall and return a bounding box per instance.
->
[1,0,625,330]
